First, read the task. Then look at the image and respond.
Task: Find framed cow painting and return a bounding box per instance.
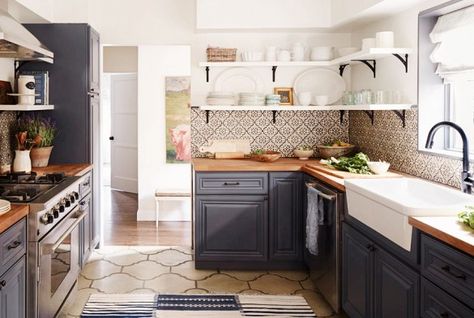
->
[165,76,191,163]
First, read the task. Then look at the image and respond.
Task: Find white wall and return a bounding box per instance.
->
[103,46,138,73]
[137,46,191,221]
[196,0,331,29]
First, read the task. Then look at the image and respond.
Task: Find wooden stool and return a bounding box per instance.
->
[155,189,191,227]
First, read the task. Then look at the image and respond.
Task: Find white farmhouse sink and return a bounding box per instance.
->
[345,178,474,251]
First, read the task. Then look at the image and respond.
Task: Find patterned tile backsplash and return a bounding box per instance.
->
[349,109,470,189]
[191,109,349,158]
[0,112,16,172]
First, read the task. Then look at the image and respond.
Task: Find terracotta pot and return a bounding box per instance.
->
[30,146,53,168]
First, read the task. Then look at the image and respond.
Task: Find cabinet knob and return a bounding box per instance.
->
[441,265,466,280]
[0,280,5,290]
[7,240,21,250]
[366,244,376,252]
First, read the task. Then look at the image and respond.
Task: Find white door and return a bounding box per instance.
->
[110,73,138,193]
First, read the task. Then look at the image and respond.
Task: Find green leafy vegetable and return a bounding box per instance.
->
[321,152,372,175]
[458,206,474,229]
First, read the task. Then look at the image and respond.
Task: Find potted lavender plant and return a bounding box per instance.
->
[18,115,57,167]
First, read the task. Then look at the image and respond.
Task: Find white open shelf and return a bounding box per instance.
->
[199,48,413,68]
[194,104,414,111]
[0,105,54,111]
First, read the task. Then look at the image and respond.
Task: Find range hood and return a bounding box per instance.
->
[0,9,53,63]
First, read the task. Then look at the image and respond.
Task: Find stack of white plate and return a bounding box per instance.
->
[206,92,236,105]
[0,199,11,216]
[265,94,281,105]
[239,93,265,106]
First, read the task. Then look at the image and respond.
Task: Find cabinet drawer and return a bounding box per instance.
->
[0,219,26,277]
[196,172,268,195]
[421,277,474,318]
[421,234,474,308]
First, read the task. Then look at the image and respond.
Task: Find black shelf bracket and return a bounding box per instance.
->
[339,110,345,124]
[272,66,278,82]
[339,64,349,77]
[392,54,409,73]
[392,110,407,128]
[363,110,375,125]
[205,66,210,83]
[205,110,210,124]
[272,110,278,124]
[354,59,376,78]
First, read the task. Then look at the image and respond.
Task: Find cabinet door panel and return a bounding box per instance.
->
[342,224,374,318]
[0,257,25,318]
[88,26,100,93]
[196,195,268,262]
[269,172,302,261]
[80,194,92,267]
[374,247,419,318]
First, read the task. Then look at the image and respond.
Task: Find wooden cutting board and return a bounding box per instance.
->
[306,162,402,179]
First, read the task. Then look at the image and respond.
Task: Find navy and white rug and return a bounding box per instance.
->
[81,293,317,317]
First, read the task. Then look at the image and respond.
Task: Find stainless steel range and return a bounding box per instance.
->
[0,172,87,318]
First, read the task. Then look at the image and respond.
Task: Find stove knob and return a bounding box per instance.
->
[52,208,59,218]
[41,213,54,224]
[58,204,65,212]
[73,191,79,200]
[69,194,76,204]
[64,198,71,207]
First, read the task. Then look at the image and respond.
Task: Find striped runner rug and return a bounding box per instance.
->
[81,294,317,317]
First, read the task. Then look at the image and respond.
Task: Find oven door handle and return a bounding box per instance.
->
[305,182,337,201]
[41,211,87,255]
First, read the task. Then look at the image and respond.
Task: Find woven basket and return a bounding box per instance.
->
[207,47,237,62]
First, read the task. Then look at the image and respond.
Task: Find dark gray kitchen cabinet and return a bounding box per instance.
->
[195,195,268,264]
[269,172,303,261]
[342,223,374,318]
[374,247,419,318]
[23,24,100,164]
[342,223,419,318]
[0,257,25,318]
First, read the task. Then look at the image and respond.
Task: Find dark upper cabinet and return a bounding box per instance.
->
[269,172,303,261]
[23,24,100,164]
[342,223,420,318]
[374,247,419,318]
[342,223,374,318]
[0,257,25,318]
[195,195,268,264]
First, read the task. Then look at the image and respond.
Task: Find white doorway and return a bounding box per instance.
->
[110,73,138,193]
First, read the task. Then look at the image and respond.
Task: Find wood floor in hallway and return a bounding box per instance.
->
[103,189,192,246]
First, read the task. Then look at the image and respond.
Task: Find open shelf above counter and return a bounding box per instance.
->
[200,48,413,81]
[192,104,416,127]
[0,105,54,111]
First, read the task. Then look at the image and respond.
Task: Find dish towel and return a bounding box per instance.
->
[306,186,326,256]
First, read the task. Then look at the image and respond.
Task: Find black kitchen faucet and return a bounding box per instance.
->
[425,121,473,194]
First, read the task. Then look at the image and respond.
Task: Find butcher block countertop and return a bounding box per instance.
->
[192,158,349,191]
[32,163,93,177]
[409,216,474,256]
[0,205,28,234]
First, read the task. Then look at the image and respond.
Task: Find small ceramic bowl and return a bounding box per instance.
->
[367,161,390,174]
[314,95,329,106]
[294,149,314,160]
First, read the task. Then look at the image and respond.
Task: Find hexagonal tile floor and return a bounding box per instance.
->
[59,246,345,317]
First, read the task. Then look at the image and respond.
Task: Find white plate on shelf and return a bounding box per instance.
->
[214,68,264,94]
[294,68,346,105]
[0,199,11,216]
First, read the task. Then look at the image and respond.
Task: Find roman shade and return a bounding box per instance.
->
[430,5,474,79]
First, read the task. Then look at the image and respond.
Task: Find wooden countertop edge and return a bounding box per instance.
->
[409,217,474,256]
[302,166,345,191]
[32,163,93,177]
[0,205,28,234]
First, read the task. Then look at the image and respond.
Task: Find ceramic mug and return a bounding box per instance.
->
[298,92,312,106]
[265,46,277,61]
[314,95,329,106]
[277,50,291,62]
[291,43,305,61]
[375,31,394,48]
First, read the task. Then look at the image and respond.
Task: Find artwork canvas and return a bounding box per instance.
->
[165,76,191,163]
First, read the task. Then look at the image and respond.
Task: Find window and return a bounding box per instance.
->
[418,1,474,160]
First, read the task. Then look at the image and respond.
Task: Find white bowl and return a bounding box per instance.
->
[242,51,264,62]
[337,47,359,57]
[310,47,334,61]
[367,161,391,174]
[294,149,314,160]
[314,95,329,106]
